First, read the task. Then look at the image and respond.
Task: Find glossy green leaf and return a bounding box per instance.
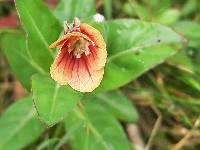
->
[32,74,83,126]
[54,0,96,23]
[105,19,182,56]
[0,97,44,150]
[85,90,138,122]
[99,45,178,92]
[1,33,44,90]
[65,101,131,150]
[94,19,183,92]
[15,0,62,71]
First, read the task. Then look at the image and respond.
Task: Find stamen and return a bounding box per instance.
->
[64,21,70,34]
[73,17,80,28]
[69,38,91,58]
[73,17,81,32]
[85,48,91,55]
[76,54,81,58]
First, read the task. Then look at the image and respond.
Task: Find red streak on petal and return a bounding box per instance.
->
[56,50,68,69]
[63,54,69,74]
[83,57,92,78]
[55,38,72,69]
[72,59,77,78]
[70,58,76,79]
[67,55,73,74]
[80,29,94,42]
[77,59,80,80]
[89,45,98,57]
[66,54,73,74]
[89,47,95,60]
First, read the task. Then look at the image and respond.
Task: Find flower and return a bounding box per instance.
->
[49,18,107,92]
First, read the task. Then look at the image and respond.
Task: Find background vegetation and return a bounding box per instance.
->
[0,0,199,150]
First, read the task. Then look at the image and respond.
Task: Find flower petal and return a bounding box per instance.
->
[80,23,106,50]
[67,56,104,92]
[80,23,107,70]
[50,44,71,85]
[49,32,94,48]
[50,45,104,92]
[86,44,107,70]
[50,22,107,92]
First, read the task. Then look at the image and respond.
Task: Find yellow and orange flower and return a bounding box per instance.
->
[49,18,107,92]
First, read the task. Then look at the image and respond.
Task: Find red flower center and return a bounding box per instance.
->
[67,37,91,58]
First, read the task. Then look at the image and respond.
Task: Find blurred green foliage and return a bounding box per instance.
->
[0,0,199,150]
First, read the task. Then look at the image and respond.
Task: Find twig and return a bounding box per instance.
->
[145,106,162,150]
[171,117,200,150]
[127,124,145,150]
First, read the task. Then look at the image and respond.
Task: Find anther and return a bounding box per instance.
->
[64,21,71,34]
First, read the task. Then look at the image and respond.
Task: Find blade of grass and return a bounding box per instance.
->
[53,122,83,150]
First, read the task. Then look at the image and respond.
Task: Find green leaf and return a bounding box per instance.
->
[36,138,59,150]
[53,122,83,150]
[156,9,180,25]
[105,19,182,56]
[173,21,200,71]
[1,33,44,90]
[65,101,131,150]
[32,74,83,126]
[85,90,139,122]
[173,21,200,48]
[104,0,112,19]
[121,2,150,20]
[181,0,199,17]
[169,50,194,71]
[15,0,62,71]
[0,28,20,34]
[0,97,44,150]
[94,19,183,92]
[54,0,96,23]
